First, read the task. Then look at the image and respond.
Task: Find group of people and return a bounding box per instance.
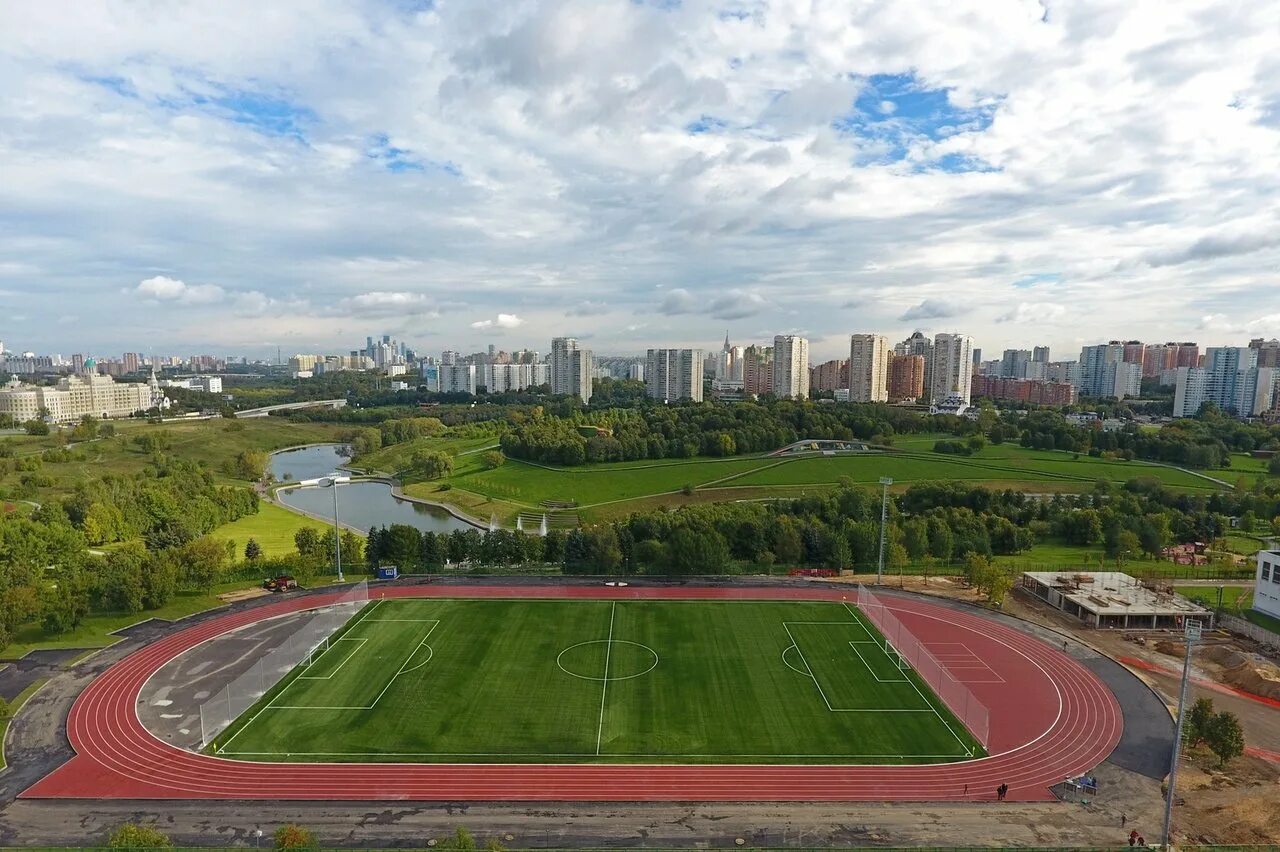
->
[994,783,1009,801]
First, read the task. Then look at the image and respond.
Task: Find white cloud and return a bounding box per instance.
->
[3,0,1280,359]
[658,288,697,315]
[996,302,1067,324]
[470,313,524,330]
[135,275,225,304]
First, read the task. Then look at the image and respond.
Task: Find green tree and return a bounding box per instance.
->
[1114,529,1141,566]
[1204,710,1245,766]
[107,823,172,849]
[414,449,454,480]
[244,538,263,562]
[1269,455,1280,475]
[633,538,666,569]
[666,527,730,574]
[273,824,317,850]
[176,536,228,591]
[294,527,321,561]
[1186,697,1215,746]
[227,450,270,481]
[481,451,505,470]
[23,420,49,436]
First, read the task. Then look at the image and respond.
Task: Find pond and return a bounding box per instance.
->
[270,444,476,534]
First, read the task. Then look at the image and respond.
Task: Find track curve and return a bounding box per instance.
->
[21,584,1122,801]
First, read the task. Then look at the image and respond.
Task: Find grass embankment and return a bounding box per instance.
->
[209,502,323,561]
[392,436,1226,525]
[0,584,262,660]
[0,677,48,769]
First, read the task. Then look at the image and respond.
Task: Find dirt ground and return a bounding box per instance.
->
[835,574,1280,845]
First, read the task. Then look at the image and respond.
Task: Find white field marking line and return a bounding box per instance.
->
[848,641,909,683]
[556,640,659,682]
[263,619,440,711]
[214,597,386,753]
[847,603,974,756]
[780,644,810,676]
[216,749,969,759]
[297,637,368,680]
[595,601,616,755]
[921,641,1007,684]
[780,621,834,712]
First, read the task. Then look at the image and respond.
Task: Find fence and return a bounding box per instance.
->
[198,581,369,747]
[855,584,991,748]
[1219,613,1280,652]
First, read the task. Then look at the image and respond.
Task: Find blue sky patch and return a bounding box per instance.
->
[1013,273,1063,288]
[366,133,460,176]
[686,114,729,134]
[833,72,1000,169]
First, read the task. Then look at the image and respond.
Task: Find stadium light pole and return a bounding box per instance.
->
[877,477,893,585]
[1162,617,1201,850]
[298,475,351,582]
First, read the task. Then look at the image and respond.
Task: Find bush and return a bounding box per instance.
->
[273,824,317,849]
[108,823,172,848]
[481,451,505,470]
[932,440,973,456]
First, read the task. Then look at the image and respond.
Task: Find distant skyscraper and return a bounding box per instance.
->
[550,337,593,402]
[1032,346,1051,363]
[848,334,890,402]
[1173,347,1269,417]
[1000,349,1032,379]
[928,334,974,404]
[645,349,704,402]
[771,335,809,400]
[896,331,934,397]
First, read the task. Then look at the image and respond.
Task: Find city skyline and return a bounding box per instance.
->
[2,2,1279,359]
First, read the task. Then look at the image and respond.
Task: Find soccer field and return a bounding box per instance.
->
[211,598,985,764]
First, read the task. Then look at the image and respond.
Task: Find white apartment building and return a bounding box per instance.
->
[771,335,810,400]
[628,363,645,382]
[645,349,704,403]
[848,334,890,402]
[929,333,974,404]
[0,374,160,423]
[550,337,593,402]
[1173,346,1277,418]
[1254,551,1280,620]
[486,362,550,392]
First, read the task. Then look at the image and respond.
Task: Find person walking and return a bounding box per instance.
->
[1121,813,1127,828]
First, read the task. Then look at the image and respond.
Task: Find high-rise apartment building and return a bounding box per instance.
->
[1032,346,1051,364]
[1117,340,1145,364]
[645,349,704,403]
[1175,342,1200,368]
[928,334,974,404]
[810,359,849,393]
[848,334,890,402]
[771,335,809,400]
[550,337,593,402]
[1000,349,1032,379]
[1077,343,1139,398]
[888,354,925,402]
[743,345,774,396]
[1250,338,1280,368]
[896,332,934,399]
[1173,346,1267,417]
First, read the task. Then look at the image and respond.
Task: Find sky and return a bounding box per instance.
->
[1,0,1279,364]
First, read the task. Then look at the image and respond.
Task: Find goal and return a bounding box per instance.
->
[304,637,330,667]
[883,640,909,671]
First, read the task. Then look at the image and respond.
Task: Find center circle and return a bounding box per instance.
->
[556,639,659,682]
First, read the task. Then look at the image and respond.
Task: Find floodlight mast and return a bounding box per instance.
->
[877,477,893,584]
[297,475,352,582]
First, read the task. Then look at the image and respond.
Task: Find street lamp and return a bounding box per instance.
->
[877,477,893,585]
[298,475,351,582]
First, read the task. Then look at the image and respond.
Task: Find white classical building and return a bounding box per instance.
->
[0,373,162,423]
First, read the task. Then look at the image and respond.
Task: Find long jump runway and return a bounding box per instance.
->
[20,584,1122,802]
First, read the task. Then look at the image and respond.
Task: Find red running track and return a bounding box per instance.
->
[21,585,1123,802]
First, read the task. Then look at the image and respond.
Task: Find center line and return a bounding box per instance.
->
[595,600,617,755]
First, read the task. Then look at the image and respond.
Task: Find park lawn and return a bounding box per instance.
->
[0,677,48,770]
[211,597,982,764]
[449,456,780,509]
[1173,585,1253,610]
[1223,533,1266,556]
[0,590,230,660]
[209,502,324,562]
[0,418,348,503]
[357,434,502,478]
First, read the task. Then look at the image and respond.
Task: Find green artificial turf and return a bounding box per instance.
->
[211,598,983,764]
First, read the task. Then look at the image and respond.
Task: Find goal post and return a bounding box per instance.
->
[199,580,370,748]
[855,584,990,747]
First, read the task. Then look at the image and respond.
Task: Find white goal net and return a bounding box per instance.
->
[198,581,369,747]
